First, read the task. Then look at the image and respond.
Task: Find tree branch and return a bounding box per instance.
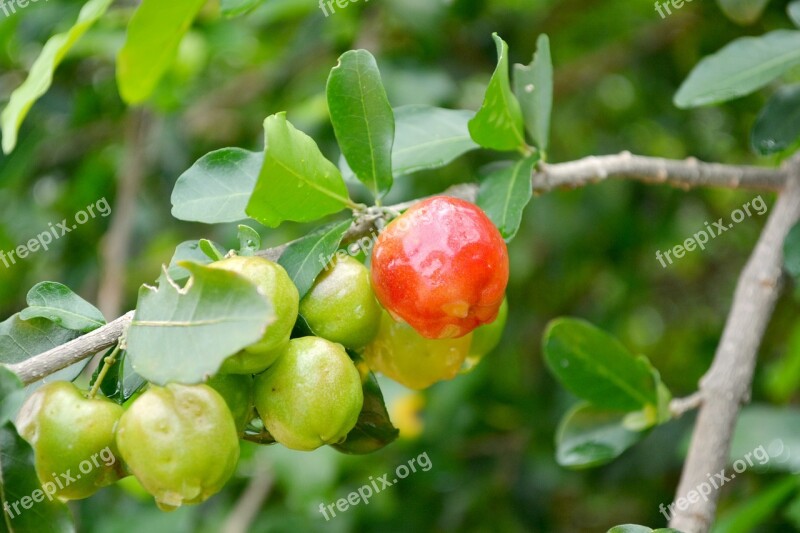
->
[669,157,800,533]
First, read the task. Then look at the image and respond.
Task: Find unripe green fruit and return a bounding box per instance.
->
[299,256,381,349]
[254,337,363,451]
[15,381,126,500]
[207,373,254,434]
[208,255,299,374]
[463,297,508,373]
[115,384,239,510]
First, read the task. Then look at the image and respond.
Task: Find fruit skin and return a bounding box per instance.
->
[208,255,299,373]
[254,337,363,451]
[115,383,240,510]
[206,373,254,435]
[364,310,473,390]
[463,297,508,373]
[299,255,381,349]
[15,381,126,500]
[370,196,509,339]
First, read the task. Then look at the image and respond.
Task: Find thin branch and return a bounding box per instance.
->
[669,392,703,418]
[222,465,274,533]
[669,157,800,533]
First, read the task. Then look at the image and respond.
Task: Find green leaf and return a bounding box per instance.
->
[730,404,800,472]
[167,240,227,282]
[513,34,553,153]
[477,155,539,242]
[246,113,353,227]
[556,403,646,469]
[790,1,800,27]
[0,367,22,426]
[126,263,276,385]
[717,0,771,25]
[543,318,658,411]
[607,527,683,533]
[468,33,526,152]
[199,239,225,262]
[89,349,146,405]
[238,225,262,256]
[19,282,105,333]
[751,84,800,155]
[221,0,263,17]
[763,321,800,403]
[0,0,114,154]
[116,0,207,104]
[0,315,79,367]
[711,476,799,533]
[674,30,800,108]
[330,371,399,455]
[784,221,800,282]
[277,219,353,299]
[0,423,75,532]
[171,148,263,224]
[327,50,395,198]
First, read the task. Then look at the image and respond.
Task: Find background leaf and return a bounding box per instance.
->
[513,34,553,153]
[330,371,399,454]
[0,0,113,154]
[717,0,772,25]
[468,33,526,152]
[751,84,800,155]
[543,318,658,411]
[711,476,799,533]
[0,367,22,426]
[19,282,105,333]
[674,30,800,108]
[221,0,263,17]
[784,221,800,283]
[277,219,352,299]
[327,50,395,199]
[116,0,207,104]
[246,113,352,227]
[790,0,800,26]
[126,263,275,385]
[477,155,539,242]
[729,404,800,472]
[171,148,263,224]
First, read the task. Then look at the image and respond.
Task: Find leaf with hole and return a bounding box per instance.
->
[751,84,800,155]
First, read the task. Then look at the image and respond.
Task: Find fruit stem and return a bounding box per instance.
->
[88,344,122,399]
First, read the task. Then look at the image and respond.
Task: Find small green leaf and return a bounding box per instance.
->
[556,403,646,469]
[116,0,207,104]
[751,84,800,155]
[199,239,225,262]
[477,155,539,242]
[327,50,395,199]
[468,33,526,152]
[712,476,799,533]
[19,282,105,333]
[246,113,353,227]
[0,423,75,532]
[675,30,800,108]
[607,526,654,533]
[277,219,353,299]
[513,34,553,153]
[126,263,275,385]
[171,148,263,224]
[221,0,263,17]
[0,0,114,154]
[543,318,658,411]
[790,1,800,27]
[717,0,771,25]
[330,371,399,455]
[784,221,800,282]
[167,240,226,282]
[238,225,262,256]
[90,349,146,405]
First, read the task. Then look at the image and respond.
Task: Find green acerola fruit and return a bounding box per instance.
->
[462,297,508,373]
[15,381,126,500]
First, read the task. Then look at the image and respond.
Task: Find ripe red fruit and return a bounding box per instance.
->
[370,196,509,339]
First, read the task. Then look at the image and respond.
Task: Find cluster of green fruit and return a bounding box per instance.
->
[15,196,509,510]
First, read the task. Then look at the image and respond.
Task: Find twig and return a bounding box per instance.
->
[221,465,274,533]
[669,392,703,418]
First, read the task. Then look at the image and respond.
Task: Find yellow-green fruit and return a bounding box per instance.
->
[364,311,473,390]
[115,384,239,510]
[15,381,126,500]
[254,337,363,451]
[208,255,299,373]
[463,297,508,373]
[299,256,381,349]
[207,373,254,434]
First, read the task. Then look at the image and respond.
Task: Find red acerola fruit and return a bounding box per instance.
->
[370,196,509,339]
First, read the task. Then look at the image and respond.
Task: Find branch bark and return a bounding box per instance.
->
[669,158,800,533]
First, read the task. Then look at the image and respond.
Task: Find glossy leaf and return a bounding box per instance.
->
[751,84,800,155]
[90,349,146,405]
[331,371,399,455]
[717,0,771,25]
[543,318,658,411]
[0,0,113,154]
[221,0,263,17]
[19,282,105,333]
[277,219,353,299]
[556,403,646,469]
[126,263,275,385]
[116,0,207,104]
[246,113,353,227]
[477,155,539,242]
[513,34,553,153]
[468,33,526,152]
[171,148,263,224]
[167,240,227,282]
[675,30,800,108]
[327,50,395,198]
